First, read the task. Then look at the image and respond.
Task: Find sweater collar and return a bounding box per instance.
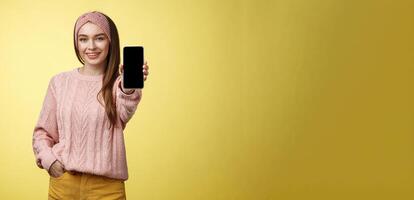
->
[73,67,104,81]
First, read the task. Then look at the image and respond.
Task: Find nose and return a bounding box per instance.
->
[87,40,96,50]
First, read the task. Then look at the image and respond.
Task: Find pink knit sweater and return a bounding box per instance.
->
[32,67,142,181]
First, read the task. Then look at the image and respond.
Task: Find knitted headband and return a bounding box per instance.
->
[74,11,111,49]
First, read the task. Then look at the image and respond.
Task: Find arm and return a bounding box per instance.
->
[113,75,143,129]
[32,77,59,172]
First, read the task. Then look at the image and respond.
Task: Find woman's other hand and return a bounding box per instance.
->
[48,160,65,178]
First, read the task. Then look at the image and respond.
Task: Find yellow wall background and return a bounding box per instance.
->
[0,0,413,199]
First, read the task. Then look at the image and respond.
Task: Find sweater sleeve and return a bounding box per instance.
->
[32,77,59,172]
[113,75,143,129]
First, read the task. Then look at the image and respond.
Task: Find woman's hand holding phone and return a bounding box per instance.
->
[118,61,149,94]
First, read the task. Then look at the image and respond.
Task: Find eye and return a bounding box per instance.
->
[97,37,105,41]
[79,38,87,42]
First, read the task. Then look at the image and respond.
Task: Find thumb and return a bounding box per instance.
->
[36,160,43,169]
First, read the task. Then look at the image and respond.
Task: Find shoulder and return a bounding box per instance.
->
[48,68,77,87]
[52,68,74,80]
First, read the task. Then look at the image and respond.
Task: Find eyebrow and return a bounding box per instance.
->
[78,33,105,37]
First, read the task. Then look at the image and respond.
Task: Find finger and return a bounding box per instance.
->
[58,162,65,171]
[119,64,123,75]
[37,163,43,169]
[53,170,60,177]
[53,170,61,178]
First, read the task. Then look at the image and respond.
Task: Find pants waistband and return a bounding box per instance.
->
[66,170,84,176]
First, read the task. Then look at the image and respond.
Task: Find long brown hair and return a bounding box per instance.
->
[73,12,120,131]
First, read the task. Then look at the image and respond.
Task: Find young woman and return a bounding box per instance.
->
[32,11,149,199]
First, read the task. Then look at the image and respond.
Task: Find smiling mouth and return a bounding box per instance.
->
[86,53,100,59]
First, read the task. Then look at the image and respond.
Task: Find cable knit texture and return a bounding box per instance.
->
[32,67,142,181]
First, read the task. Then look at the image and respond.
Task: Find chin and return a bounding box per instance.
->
[89,60,103,64]
[84,57,105,65]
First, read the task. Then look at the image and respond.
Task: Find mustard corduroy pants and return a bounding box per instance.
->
[48,171,126,200]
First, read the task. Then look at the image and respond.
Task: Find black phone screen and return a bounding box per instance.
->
[123,46,144,89]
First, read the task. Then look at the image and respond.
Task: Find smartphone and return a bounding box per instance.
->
[123,46,144,89]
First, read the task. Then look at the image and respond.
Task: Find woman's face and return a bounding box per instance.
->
[77,22,110,67]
